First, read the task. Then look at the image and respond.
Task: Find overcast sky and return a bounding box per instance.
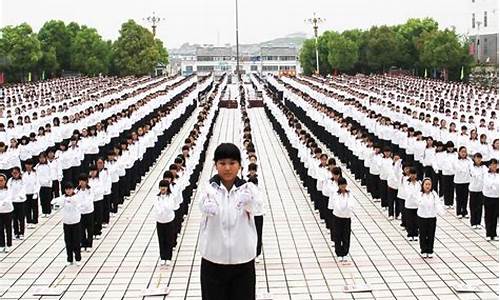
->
[1,0,470,49]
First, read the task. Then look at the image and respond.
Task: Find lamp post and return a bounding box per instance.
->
[143,11,165,37]
[235,0,240,80]
[305,13,325,75]
[475,21,482,63]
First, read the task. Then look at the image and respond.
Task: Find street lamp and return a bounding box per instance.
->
[305,12,325,75]
[235,0,240,80]
[143,12,165,37]
[475,21,482,63]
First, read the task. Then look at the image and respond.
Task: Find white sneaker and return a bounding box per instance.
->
[3,247,9,253]
[255,256,260,263]
[66,261,73,266]
[320,219,325,224]
[102,224,108,228]
[86,248,92,252]
[75,261,81,266]
[166,260,172,266]
[94,235,101,240]
[389,216,395,220]
[19,235,24,240]
[421,253,427,258]
[458,215,463,219]
[160,260,166,266]
[427,253,433,258]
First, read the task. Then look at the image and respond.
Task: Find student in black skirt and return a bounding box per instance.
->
[469,153,487,228]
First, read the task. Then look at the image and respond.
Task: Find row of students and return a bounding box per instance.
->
[153,76,225,267]
[0,77,206,255]
[261,89,356,262]
[274,76,499,241]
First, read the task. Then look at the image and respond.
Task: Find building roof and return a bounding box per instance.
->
[196,47,232,57]
[261,46,297,57]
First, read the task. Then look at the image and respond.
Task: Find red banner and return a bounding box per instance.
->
[469,43,475,55]
[0,73,4,85]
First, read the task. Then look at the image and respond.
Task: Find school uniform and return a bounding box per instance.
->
[469,164,487,226]
[250,182,265,257]
[52,194,82,263]
[48,157,63,198]
[0,188,13,248]
[99,168,112,225]
[77,187,95,249]
[441,152,456,206]
[387,160,402,218]
[379,156,392,208]
[482,171,499,239]
[416,191,444,255]
[453,157,472,217]
[422,147,437,189]
[89,177,105,237]
[35,163,53,215]
[8,178,26,237]
[404,180,421,238]
[153,192,177,261]
[23,171,40,226]
[331,191,355,258]
[199,175,257,300]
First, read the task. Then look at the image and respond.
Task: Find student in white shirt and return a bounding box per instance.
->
[441,142,456,208]
[404,167,421,241]
[153,179,177,266]
[386,152,402,220]
[89,165,104,239]
[23,159,40,228]
[482,159,499,241]
[51,182,82,265]
[76,174,95,251]
[35,153,53,217]
[0,173,13,252]
[199,143,257,300]
[248,176,265,262]
[47,148,62,198]
[8,167,26,239]
[453,146,472,218]
[416,178,444,258]
[469,153,487,228]
[330,177,355,262]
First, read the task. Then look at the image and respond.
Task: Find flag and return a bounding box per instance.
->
[28,72,32,82]
[0,73,4,85]
[460,66,464,80]
[424,68,427,78]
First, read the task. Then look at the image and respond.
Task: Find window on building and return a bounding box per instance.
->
[197,65,214,72]
[472,13,475,28]
[484,11,487,27]
[250,65,258,71]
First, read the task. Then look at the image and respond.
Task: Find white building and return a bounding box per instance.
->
[468,0,498,64]
[180,46,300,76]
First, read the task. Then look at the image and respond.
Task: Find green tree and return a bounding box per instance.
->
[0,23,42,81]
[155,39,169,65]
[38,20,71,74]
[112,20,167,76]
[299,39,317,76]
[327,34,358,73]
[364,25,401,72]
[419,28,472,81]
[70,27,111,75]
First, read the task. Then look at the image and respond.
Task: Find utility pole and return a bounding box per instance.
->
[143,11,165,37]
[235,0,240,80]
[475,21,482,63]
[305,13,325,75]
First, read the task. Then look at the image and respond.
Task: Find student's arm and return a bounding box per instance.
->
[199,186,218,216]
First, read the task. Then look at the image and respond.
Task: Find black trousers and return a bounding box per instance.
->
[25,194,38,224]
[0,212,12,247]
[254,215,263,257]
[52,180,60,198]
[103,194,111,224]
[469,191,483,226]
[80,212,94,248]
[111,182,120,213]
[387,188,398,217]
[333,215,351,257]
[380,179,388,207]
[397,198,405,225]
[418,217,436,254]
[12,202,25,236]
[455,183,469,217]
[157,221,175,260]
[40,186,53,215]
[483,196,499,238]
[94,200,104,236]
[405,208,418,238]
[200,258,255,300]
[442,175,454,206]
[64,223,81,263]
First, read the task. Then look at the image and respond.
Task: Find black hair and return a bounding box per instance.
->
[248,163,258,172]
[214,143,241,163]
[248,176,258,185]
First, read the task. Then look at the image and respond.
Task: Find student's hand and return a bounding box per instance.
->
[33,194,38,200]
[202,200,218,216]
[237,187,254,209]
